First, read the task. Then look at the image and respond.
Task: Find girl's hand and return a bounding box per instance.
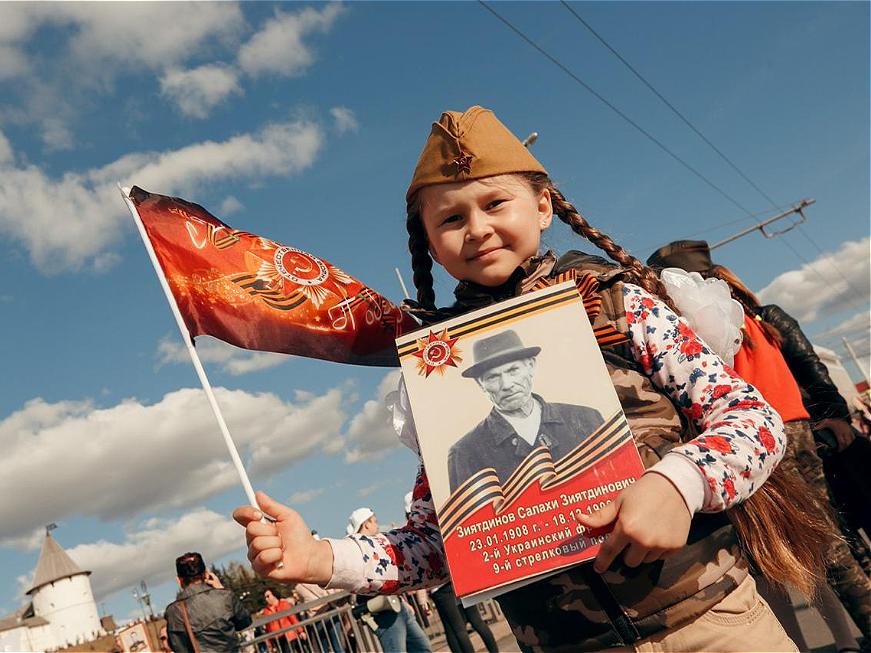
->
[232,491,334,585]
[575,473,691,573]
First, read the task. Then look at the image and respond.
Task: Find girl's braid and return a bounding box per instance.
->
[405,208,437,309]
[546,183,676,309]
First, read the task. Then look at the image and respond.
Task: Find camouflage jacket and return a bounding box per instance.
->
[328,251,785,652]
[453,251,748,651]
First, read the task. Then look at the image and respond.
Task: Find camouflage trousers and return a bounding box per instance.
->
[780,420,871,638]
[608,575,797,652]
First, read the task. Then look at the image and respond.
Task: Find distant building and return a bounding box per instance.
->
[0,528,104,652]
[813,344,860,405]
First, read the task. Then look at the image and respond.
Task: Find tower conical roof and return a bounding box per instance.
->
[26,531,90,595]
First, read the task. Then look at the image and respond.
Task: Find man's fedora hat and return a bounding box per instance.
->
[646,239,713,273]
[462,330,541,378]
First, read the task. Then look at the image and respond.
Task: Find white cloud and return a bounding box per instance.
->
[225,353,291,376]
[157,336,289,376]
[0,3,348,136]
[0,528,43,552]
[344,371,402,463]
[39,118,74,151]
[0,119,323,272]
[219,195,244,216]
[65,4,243,71]
[0,129,12,165]
[67,510,243,601]
[0,4,245,142]
[330,106,358,134]
[0,386,347,541]
[287,488,325,505]
[812,310,871,343]
[757,237,870,322]
[0,4,244,77]
[357,482,383,498]
[238,4,345,77]
[0,44,29,80]
[96,121,323,190]
[160,64,242,119]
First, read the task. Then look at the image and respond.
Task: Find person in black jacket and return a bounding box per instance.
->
[649,239,871,652]
[755,303,871,566]
[165,552,252,653]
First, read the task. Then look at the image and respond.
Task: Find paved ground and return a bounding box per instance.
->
[427,589,863,652]
[791,587,862,653]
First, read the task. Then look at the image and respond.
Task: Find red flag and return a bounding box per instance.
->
[129,186,417,367]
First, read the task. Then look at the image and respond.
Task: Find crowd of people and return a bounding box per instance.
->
[158,522,501,653]
[156,105,869,653]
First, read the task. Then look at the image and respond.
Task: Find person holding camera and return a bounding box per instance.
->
[165,552,252,653]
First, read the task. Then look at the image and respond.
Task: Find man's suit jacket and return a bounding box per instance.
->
[447,394,604,493]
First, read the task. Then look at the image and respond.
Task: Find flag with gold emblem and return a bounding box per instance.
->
[128,186,416,366]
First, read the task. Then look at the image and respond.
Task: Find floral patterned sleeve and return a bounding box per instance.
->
[326,463,449,594]
[622,283,785,512]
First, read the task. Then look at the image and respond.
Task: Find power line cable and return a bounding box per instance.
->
[478,1,756,217]
[815,325,871,342]
[483,1,866,313]
[558,3,866,297]
[559,1,782,210]
[776,235,867,314]
[633,203,797,253]
[795,223,867,296]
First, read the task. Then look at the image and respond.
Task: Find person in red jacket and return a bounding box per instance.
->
[263,589,306,653]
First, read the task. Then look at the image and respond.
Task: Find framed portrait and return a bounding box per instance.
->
[118,622,151,653]
[397,280,645,601]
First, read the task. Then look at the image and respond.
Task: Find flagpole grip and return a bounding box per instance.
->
[119,185,259,510]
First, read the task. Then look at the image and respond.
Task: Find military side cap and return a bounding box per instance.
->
[646,239,713,273]
[406,106,547,202]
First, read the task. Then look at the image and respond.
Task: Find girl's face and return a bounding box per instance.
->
[419,175,552,287]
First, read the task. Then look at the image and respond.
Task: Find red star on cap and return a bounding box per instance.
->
[452,152,473,175]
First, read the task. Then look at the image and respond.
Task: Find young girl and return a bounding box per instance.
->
[235,106,813,652]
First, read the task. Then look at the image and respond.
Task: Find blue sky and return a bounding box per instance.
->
[0,1,868,627]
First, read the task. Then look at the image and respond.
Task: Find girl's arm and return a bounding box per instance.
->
[576,284,786,572]
[233,465,450,595]
[621,284,786,513]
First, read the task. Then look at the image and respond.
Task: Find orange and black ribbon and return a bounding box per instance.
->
[529,270,629,348]
[440,412,634,540]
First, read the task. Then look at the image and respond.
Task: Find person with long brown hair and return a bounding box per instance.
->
[648,239,871,653]
[235,106,823,652]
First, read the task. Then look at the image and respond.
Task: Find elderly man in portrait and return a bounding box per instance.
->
[448,330,604,493]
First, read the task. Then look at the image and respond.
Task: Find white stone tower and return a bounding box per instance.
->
[26,526,102,650]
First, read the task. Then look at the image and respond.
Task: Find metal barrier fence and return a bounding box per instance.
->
[240,590,505,653]
[240,591,376,653]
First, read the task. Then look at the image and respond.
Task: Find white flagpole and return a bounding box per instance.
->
[119,185,259,509]
[394,267,411,300]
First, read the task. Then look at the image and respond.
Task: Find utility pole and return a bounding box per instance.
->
[131,587,148,623]
[842,337,870,385]
[710,199,814,250]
